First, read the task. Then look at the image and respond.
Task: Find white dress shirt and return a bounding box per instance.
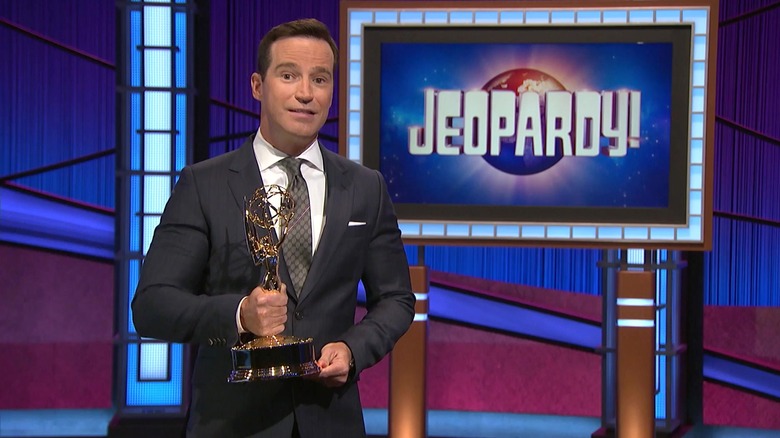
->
[236,128,327,333]
[251,128,326,252]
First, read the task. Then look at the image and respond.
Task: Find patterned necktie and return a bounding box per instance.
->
[278,157,312,295]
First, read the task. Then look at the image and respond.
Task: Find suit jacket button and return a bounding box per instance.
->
[294,311,303,320]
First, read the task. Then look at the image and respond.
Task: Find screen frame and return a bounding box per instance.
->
[339,1,717,250]
[363,24,691,226]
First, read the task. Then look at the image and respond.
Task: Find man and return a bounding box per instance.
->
[132,18,415,437]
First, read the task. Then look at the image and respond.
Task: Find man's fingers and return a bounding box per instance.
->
[251,287,287,304]
[318,348,335,365]
[241,286,290,336]
[317,343,351,376]
[266,323,285,336]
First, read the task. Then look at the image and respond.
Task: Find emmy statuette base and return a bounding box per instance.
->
[229,335,319,382]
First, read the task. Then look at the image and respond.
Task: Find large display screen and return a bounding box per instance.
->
[340,4,716,248]
[363,25,689,225]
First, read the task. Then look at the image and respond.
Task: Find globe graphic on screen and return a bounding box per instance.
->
[481,68,566,175]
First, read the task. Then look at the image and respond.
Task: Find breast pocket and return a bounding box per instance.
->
[344,221,370,240]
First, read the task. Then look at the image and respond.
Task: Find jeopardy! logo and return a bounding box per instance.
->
[407,68,641,175]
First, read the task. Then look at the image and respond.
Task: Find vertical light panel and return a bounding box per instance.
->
[116,0,193,415]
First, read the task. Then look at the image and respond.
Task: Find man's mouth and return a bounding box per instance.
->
[290,108,316,115]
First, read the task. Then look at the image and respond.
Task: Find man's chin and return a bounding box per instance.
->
[275,130,320,150]
[286,124,323,141]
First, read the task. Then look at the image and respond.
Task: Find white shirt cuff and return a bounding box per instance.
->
[236,296,248,334]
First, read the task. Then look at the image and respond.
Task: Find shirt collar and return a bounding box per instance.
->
[252,127,324,173]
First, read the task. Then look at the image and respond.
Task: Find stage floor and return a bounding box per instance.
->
[2,408,780,437]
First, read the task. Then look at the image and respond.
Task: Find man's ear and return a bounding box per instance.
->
[250,72,263,101]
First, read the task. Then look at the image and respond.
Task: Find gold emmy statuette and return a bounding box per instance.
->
[228,185,319,383]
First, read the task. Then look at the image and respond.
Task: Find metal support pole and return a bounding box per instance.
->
[616,270,657,438]
[389,265,429,438]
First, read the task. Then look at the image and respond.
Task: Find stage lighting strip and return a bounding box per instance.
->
[123,1,188,408]
[656,253,671,419]
[347,7,710,245]
[617,248,655,328]
[414,293,429,322]
[616,299,656,327]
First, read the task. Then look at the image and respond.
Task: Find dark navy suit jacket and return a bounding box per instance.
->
[132,136,415,437]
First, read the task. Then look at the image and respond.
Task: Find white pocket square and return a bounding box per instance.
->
[348,221,366,226]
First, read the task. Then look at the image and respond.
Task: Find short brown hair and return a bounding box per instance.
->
[255,18,338,78]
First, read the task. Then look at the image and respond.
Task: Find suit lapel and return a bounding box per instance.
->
[227,136,264,211]
[226,136,295,299]
[230,140,348,303]
[297,147,351,304]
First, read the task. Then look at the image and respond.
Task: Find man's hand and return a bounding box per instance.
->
[239,284,288,337]
[313,342,353,387]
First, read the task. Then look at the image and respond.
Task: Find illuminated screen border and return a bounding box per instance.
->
[341,4,713,249]
[364,25,690,225]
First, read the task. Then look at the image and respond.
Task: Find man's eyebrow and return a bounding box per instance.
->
[310,66,333,77]
[273,63,332,77]
[273,62,300,72]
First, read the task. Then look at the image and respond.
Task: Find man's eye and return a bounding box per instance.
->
[281,73,294,80]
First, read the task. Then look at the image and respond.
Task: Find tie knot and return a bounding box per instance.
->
[278,157,302,180]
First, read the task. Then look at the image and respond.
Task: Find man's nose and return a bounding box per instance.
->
[295,79,313,103]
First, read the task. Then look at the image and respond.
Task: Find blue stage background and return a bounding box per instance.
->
[2,0,778,305]
[1,1,780,436]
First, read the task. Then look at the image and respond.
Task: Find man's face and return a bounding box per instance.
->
[251,36,334,156]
